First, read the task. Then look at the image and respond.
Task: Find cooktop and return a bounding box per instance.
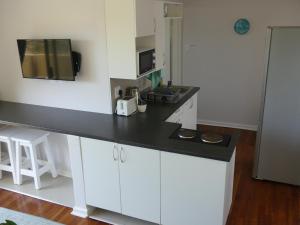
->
[170,128,231,147]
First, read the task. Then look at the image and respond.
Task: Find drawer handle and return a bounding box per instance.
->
[120,147,127,163]
[113,144,119,161]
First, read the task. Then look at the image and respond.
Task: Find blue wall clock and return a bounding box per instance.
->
[234,18,250,35]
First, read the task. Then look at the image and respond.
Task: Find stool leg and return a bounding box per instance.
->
[7,140,17,184]
[44,138,57,178]
[29,144,41,190]
[25,146,30,160]
[15,141,22,185]
[0,142,2,179]
[23,146,31,169]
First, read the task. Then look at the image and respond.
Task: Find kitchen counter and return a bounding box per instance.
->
[0,87,238,162]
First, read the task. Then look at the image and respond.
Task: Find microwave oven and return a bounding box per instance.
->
[136,48,156,77]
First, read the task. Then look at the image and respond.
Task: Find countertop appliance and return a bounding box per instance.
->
[201,133,224,144]
[136,48,156,77]
[126,87,139,97]
[116,97,137,116]
[170,128,231,147]
[126,87,140,106]
[253,27,300,186]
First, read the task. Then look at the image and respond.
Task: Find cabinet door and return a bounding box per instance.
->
[135,0,155,37]
[181,93,198,130]
[119,145,160,223]
[161,152,227,225]
[81,138,121,213]
[106,0,137,79]
[154,1,165,70]
[166,107,183,124]
[191,93,198,127]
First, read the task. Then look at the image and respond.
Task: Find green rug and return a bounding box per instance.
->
[0,208,63,225]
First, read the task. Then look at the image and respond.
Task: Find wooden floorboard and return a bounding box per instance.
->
[0,125,299,225]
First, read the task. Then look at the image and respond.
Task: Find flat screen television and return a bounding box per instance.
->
[17,39,76,81]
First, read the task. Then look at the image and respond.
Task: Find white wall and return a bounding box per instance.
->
[183,0,300,130]
[0,0,112,114]
[0,0,112,176]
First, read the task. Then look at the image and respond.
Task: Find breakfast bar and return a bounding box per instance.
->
[0,87,239,225]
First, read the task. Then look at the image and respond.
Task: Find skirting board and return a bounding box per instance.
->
[198,119,258,131]
[89,208,157,225]
[57,169,72,178]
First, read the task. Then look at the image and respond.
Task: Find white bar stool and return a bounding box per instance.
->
[0,126,18,184]
[11,128,58,189]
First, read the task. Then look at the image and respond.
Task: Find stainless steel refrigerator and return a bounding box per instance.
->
[253,27,300,186]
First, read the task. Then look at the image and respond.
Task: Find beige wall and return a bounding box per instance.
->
[0,0,112,114]
[183,0,300,130]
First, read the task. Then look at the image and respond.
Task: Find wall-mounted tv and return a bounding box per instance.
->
[17,39,79,81]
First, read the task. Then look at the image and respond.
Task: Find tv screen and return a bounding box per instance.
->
[17,39,75,81]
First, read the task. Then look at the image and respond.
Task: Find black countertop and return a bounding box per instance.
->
[0,87,238,162]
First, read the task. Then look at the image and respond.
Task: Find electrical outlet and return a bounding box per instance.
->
[114,86,121,99]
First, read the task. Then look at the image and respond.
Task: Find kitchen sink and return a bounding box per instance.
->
[170,86,192,95]
[141,86,193,104]
[164,86,190,92]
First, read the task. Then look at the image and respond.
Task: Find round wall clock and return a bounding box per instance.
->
[234,18,250,35]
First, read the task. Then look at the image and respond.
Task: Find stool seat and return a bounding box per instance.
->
[12,128,57,189]
[0,126,21,139]
[10,128,50,143]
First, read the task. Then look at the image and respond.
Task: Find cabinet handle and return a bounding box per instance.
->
[120,147,127,163]
[164,4,168,17]
[113,144,119,161]
[189,98,194,109]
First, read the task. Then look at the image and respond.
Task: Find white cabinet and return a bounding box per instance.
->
[166,93,198,130]
[81,139,121,213]
[181,93,198,130]
[105,0,155,39]
[154,1,165,70]
[119,145,160,224]
[136,0,155,37]
[81,138,160,224]
[164,3,184,18]
[105,0,155,79]
[166,108,182,125]
[81,135,235,225]
[161,150,236,225]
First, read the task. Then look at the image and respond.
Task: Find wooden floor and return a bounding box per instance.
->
[0,126,300,225]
